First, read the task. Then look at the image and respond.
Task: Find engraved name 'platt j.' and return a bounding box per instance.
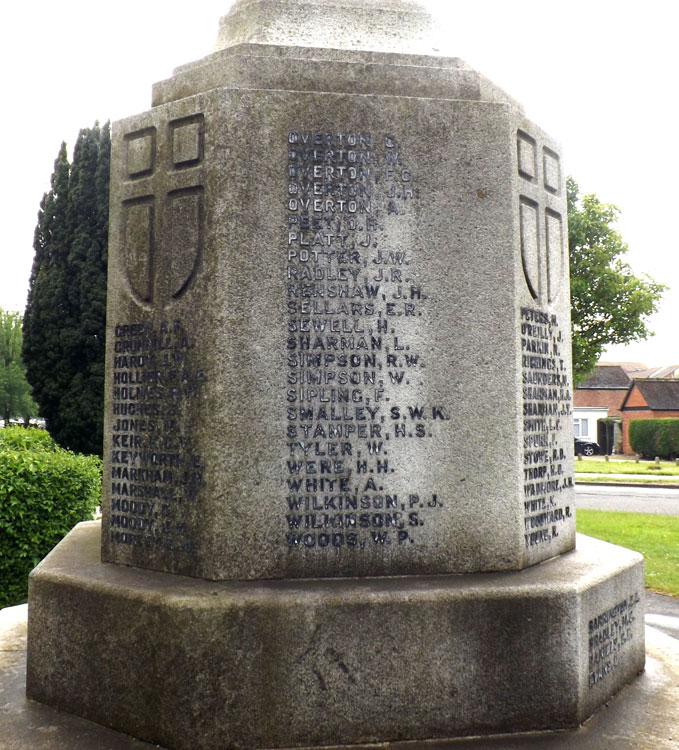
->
[101,107,578,580]
[27,3,645,749]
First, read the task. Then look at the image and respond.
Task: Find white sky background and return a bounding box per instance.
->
[1,0,677,366]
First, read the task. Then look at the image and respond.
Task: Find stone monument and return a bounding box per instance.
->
[27,1,645,748]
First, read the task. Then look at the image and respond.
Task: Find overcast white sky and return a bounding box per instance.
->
[2,1,677,366]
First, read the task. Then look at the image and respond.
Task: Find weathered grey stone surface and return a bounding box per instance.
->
[102,0,574,581]
[26,3,646,747]
[9,603,679,749]
[212,0,441,56]
[28,523,645,750]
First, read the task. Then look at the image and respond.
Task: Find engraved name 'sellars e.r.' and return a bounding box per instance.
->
[284,130,448,551]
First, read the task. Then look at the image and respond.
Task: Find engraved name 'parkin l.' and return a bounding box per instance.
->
[520,307,573,548]
[284,130,447,551]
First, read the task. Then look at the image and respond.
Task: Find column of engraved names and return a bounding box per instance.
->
[286,130,376,551]
[521,307,573,548]
[284,130,444,551]
[376,134,447,544]
[588,592,640,687]
[109,320,204,554]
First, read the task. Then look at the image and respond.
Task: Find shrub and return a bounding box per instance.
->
[628,418,679,459]
[0,431,101,607]
[0,426,57,452]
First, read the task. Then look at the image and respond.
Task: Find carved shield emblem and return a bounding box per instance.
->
[122,188,203,308]
[520,198,564,304]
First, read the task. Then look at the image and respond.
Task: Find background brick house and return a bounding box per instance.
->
[620,379,679,455]
[573,364,638,452]
[574,363,679,454]
[573,364,637,415]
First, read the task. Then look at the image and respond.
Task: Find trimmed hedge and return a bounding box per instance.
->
[0,427,101,607]
[0,427,57,452]
[628,418,679,459]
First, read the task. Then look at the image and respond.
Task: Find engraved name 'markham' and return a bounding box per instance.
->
[284,130,447,551]
[520,307,573,549]
[108,320,205,555]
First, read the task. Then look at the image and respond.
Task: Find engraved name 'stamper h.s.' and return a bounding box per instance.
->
[27,3,645,748]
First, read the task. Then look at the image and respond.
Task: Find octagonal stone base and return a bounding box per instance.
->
[27,523,644,750]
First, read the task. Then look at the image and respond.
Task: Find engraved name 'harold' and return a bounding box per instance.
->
[108,319,205,555]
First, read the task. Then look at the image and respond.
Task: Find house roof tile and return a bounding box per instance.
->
[577,365,633,390]
[625,379,679,411]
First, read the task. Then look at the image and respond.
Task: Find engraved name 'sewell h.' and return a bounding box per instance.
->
[26,2,646,749]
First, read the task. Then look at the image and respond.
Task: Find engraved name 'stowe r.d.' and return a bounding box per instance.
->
[102,108,576,580]
[27,3,645,749]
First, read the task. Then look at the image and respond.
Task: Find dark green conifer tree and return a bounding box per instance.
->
[23,142,72,439]
[23,123,110,455]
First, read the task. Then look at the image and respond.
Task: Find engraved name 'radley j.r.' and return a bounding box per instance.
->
[285,130,447,551]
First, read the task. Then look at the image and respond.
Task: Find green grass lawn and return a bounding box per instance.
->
[577,509,679,597]
[574,459,679,476]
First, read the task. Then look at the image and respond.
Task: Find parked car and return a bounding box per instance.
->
[574,437,600,456]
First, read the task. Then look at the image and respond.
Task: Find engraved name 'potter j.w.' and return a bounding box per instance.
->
[284,130,447,550]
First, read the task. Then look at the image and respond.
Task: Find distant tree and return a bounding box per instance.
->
[568,177,666,384]
[0,309,37,425]
[23,123,110,455]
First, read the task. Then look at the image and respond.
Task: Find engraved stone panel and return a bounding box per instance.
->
[544,147,561,194]
[103,93,576,580]
[520,306,573,559]
[170,115,204,168]
[520,196,540,299]
[160,187,203,302]
[546,209,565,302]
[122,198,154,302]
[517,130,537,181]
[126,129,156,178]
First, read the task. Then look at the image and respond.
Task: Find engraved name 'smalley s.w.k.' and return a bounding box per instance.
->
[27,3,645,749]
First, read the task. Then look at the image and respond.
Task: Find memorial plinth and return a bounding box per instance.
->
[28,523,645,750]
[27,1,645,748]
[103,0,575,581]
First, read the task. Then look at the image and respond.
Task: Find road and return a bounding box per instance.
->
[574,484,679,638]
[575,483,679,515]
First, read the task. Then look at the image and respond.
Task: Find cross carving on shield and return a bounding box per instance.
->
[120,116,205,309]
[520,197,565,305]
[122,187,203,309]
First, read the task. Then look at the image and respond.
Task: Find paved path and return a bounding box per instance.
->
[575,483,679,515]
[645,591,679,640]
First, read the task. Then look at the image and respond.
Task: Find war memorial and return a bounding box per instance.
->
[23,2,651,748]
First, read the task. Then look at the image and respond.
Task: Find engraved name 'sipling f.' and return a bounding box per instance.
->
[26,4,646,750]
